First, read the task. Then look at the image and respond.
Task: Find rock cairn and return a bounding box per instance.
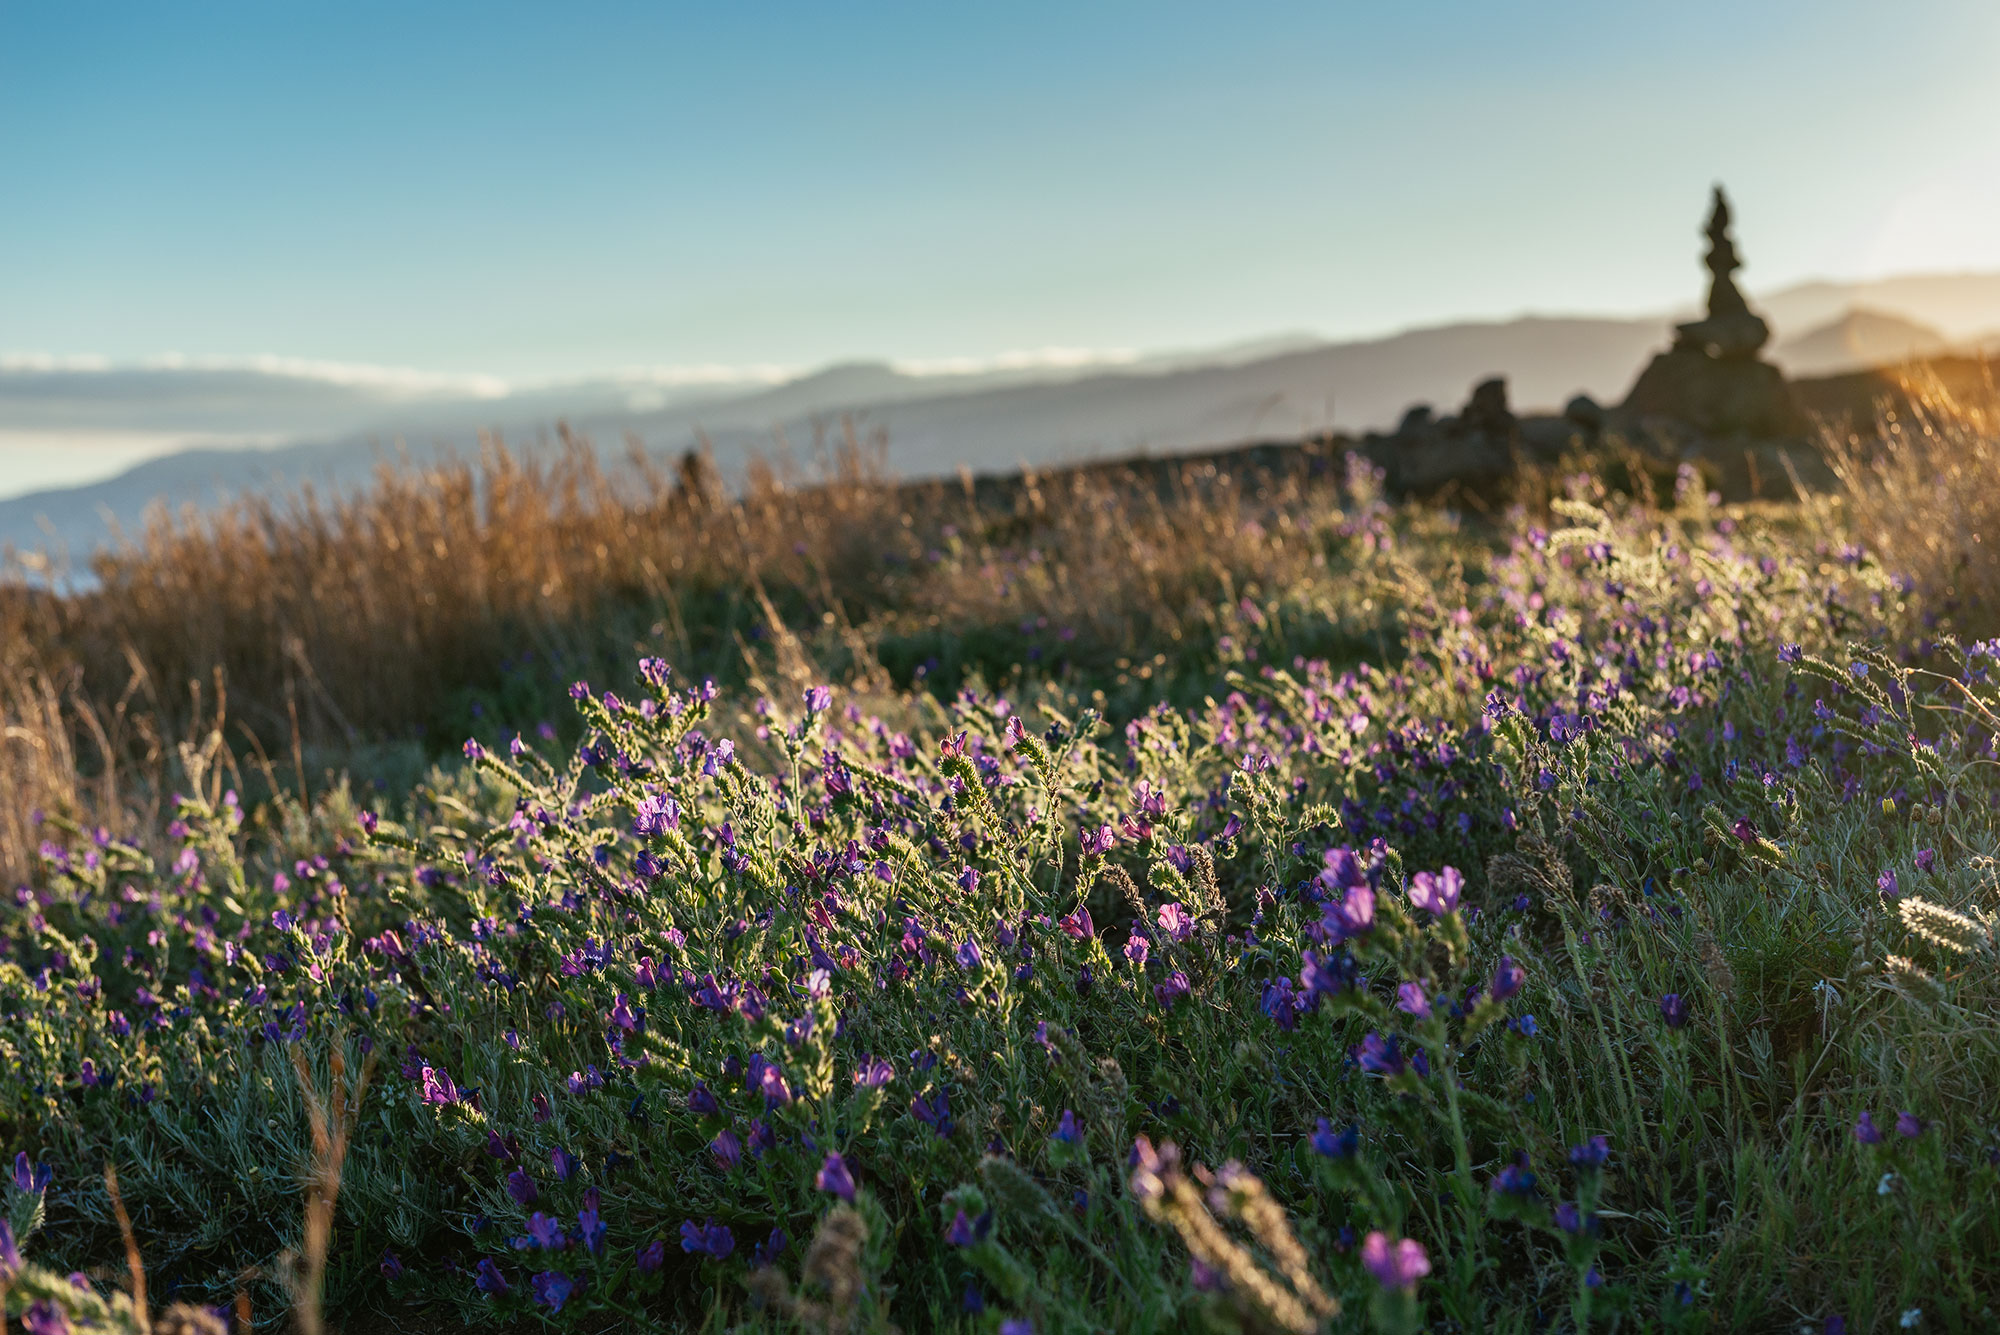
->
[1619,186,1806,440]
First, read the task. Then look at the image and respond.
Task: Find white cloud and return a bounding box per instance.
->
[890,346,1141,377]
[0,352,510,399]
[0,353,114,373]
[583,363,800,388]
[134,353,513,399]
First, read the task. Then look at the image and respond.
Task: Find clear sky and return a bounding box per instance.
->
[4,0,1998,380]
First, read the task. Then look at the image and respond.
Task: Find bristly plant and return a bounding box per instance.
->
[4,438,2000,1332]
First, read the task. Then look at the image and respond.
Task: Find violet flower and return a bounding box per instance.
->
[1407,866,1463,916]
[816,1152,856,1201]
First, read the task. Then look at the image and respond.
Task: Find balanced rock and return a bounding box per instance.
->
[1619,187,1806,440]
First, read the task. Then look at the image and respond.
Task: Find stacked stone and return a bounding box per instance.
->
[1619,186,1806,440]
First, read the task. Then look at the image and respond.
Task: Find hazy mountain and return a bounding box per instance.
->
[1771,309,1953,378]
[1,315,1669,562]
[7,269,2000,563]
[1756,274,2000,344]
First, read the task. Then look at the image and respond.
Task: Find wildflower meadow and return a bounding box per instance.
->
[4,414,1999,1333]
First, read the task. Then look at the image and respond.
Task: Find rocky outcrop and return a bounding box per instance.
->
[1354,376,1518,494]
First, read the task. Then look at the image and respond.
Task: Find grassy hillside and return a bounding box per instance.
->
[2,386,1999,1334]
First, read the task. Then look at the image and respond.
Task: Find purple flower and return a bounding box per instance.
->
[1298,949,1356,1001]
[1156,902,1195,943]
[379,1251,404,1280]
[22,1301,70,1335]
[1052,1110,1084,1146]
[1554,1202,1582,1234]
[912,1090,953,1138]
[419,1065,460,1106]
[1895,1111,1925,1139]
[505,1169,538,1206]
[1854,1111,1884,1144]
[0,1219,21,1280]
[551,1146,580,1182]
[1567,1136,1610,1170]
[710,1128,743,1170]
[752,1227,789,1267]
[1915,848,1936,873]
[1395,982,1431,1019]
[473,1258,510,1296]
[1320,846,1367,891]
[853,1055,894,1088]
[636,1238,667,1273]
[530,1270,574,1312]
[578,1206,607,1256]
[688,1081,721,1116]
[1877,869,1900,899]
[1327,883,1376,940]
[679,1217,735,1260]
[804,685,833,714]
[956,939,984,971]
[1261,977,1300,1030]
[1731,817,1757,844]
[1493,1153,1538,1198]
[958,866,980,894]
[1352,1031,1406,1078]
[1001,1322,1035,1335]
[1310,1119,1358,1158]
[944,1208,993,1248]
[1080,825,1116,856]
[12,1153,51,1196]
[527,1211,566,1250]
[1123,933,1150,967]
[1153,970,1191,1009]
[1058,907,1095,939]
[1660,993,1689,1029]
[757,1062,793,1108]
[1407,867,1463,916]
[816,1152,856,1201]
[1359,1231,1431,1293]
[1490,955,1525,1001]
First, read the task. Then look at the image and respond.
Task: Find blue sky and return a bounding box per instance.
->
[4,0,1998,379]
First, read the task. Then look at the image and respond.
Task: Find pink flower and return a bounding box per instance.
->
[1360,1231,1431,1292]
[1395,982,1431,1019]
[1058,907,1095,940]
[1408,867,1463,916]
[1156,902,1195,943]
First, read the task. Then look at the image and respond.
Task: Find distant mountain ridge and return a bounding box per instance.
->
[1770,310,1953,378]
[0,315,1670,562]
[6,270,1999,561]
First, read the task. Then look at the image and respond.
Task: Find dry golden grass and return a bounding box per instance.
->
[1,428,1370,881]
[1825,370,2000,615]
